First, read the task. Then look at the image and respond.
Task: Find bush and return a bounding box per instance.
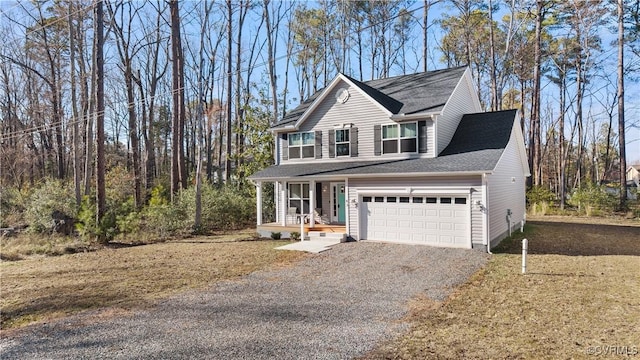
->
[0,186,28,227]
[290,231,300,241]
[177,183,255,233]
[24,179,77,233]
[142,186,186,239]
[270,232,281,240]
[568,183,617,216]
[526,186,556,216]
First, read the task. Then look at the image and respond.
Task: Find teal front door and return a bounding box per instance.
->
[337,183,346,223]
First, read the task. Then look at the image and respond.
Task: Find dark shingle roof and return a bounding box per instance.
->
[272,66,467,129]
[250,110,518,180]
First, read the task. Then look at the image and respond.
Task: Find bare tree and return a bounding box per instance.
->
[617,0,627,208]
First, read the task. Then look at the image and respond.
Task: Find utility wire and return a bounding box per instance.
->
[0,3,427,142]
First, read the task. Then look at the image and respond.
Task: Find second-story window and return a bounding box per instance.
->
[335,129,350,156]
[382,123,417,154]
[289,132,315,159]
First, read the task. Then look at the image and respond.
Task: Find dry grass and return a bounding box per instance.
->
[365,217,640,359]
[0,237,307,330]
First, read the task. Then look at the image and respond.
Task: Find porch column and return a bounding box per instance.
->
[345,178,349,233]
[255,181,262,226]
[309,180,316,227]
[280,181,287,226]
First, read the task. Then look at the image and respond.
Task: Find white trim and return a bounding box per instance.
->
[335,128,351,157]
[256,181,262,226]
[309,180,316,226]
[482,174,489,247]
[389,112,439,121]
[251,171,491,182]
[356,186,473,195]
[345,178,350,234]
[280,181,287,226]
[381,122,419,155]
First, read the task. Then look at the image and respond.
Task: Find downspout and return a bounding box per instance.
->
[482,173,492,254]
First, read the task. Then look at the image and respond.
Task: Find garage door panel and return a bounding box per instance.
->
[361,195,469,248]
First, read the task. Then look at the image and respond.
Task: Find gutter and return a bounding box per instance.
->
[249,170,493,182]
[389,111,440,121]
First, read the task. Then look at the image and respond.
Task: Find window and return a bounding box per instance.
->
[412,197,423,203]
[440,197,452,204]
[375,196,384,202]
[387,197,397,202]
[288,132,315,159]
[399,197,410,203]
[455,198,467,204]
[382,123,417,154]
[335,129,350,157]
[362,196,372,203]
[426,197,437,203]
[289,183,310,214]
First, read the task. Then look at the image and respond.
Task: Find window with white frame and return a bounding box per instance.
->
[382,123,417,154]
[335,129,350,156]
[288,132,315,159]
[288,183,310,214]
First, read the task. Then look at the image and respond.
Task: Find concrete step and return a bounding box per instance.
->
[306,231,346,243]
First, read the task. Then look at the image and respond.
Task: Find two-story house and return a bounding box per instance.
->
[249,66,530,251]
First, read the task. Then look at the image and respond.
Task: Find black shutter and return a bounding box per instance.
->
[281,133,288,160]
[315,130,322,159]
[418,121,427,153]
[350,127,358,157]
[373,125,381,156]
[328,129,335,158]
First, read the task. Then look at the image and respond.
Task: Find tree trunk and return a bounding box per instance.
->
[170,0,186,198]
[68,3,82,206]
[95,0,106,241]
[225,0,233,182]
[617,0,627,209]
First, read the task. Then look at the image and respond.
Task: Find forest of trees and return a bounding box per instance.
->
[0,0,638,240]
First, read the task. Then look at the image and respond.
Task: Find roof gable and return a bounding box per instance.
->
[272,66,468,130]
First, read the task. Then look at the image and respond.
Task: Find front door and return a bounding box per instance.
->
[336,183,346,223]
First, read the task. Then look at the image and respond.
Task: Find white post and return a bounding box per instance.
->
[300,216,305,242]
[522,238,528,274]
[309,180,315,228]
[280,181,287,226]
[256,181,262,226]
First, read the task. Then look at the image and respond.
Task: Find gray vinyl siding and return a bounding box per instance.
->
[347,176,483,244]
[277,79,435,164]
[436,72,481,155]
[487,126,527,243]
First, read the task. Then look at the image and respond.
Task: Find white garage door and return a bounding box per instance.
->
[360,195,469,248]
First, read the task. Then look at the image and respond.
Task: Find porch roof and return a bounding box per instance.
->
[249,149,502,181]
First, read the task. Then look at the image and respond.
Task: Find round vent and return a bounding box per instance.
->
[335,88,350,104]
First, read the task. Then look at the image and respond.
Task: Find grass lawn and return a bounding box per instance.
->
[366,217,640,359]
[0,234,307,330]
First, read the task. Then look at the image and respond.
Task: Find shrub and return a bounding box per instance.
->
[177,183,255,233]
[24,179,77,233]
[290,231,300,241]
[568,183,617,216]
[270,231,281,240]
[526,186,556,215]
[0,186,28,227]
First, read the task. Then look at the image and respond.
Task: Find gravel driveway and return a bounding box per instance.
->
[0,242,488,359]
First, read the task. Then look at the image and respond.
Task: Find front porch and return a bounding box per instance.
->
[254,179,349,239]
[257,223,346,238]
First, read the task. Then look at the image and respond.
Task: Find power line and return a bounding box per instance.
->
[1,2,427,142]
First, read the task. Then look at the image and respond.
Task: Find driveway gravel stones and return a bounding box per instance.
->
[0,242,488,359]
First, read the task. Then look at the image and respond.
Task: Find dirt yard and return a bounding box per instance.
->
[0,238,306,329]
[364,217,640,359]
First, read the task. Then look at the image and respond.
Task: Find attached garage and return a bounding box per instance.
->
[359,194,470,248]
